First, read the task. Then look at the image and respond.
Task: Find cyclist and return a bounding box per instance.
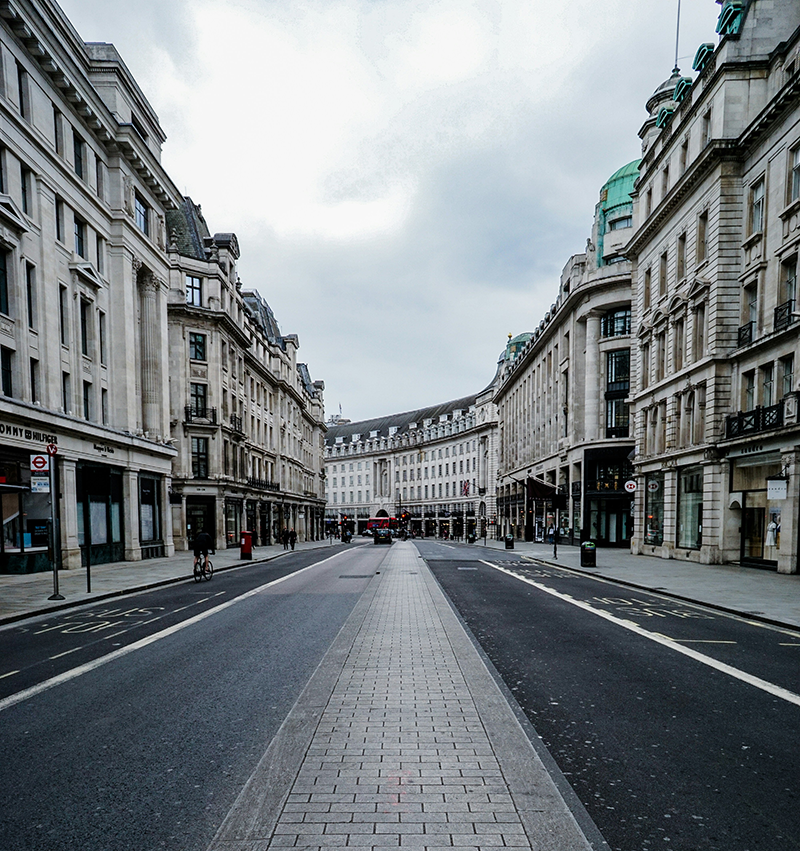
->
[193,530,213,575]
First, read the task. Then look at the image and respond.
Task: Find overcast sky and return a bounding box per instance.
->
[60,0,721,422]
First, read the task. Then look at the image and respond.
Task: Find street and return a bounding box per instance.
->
[3,540,800,850]
[419,540,800,851]
[0,545,383,851]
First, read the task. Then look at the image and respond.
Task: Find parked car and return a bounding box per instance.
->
[373,528,392,545]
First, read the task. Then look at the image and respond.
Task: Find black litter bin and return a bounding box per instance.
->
[468,534,476,544]
[580,541,596,567]
[504,534,514,550]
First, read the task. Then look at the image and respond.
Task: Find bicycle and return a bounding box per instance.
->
[193,553,214,582]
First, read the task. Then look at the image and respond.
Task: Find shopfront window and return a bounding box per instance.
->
[677,466,703,549]
[225,499,242,547]
[644,472,664,545]
[1,457,51,572]
[139,476,161,543]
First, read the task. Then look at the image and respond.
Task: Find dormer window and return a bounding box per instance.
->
[716,1,744,36]
[692,43,715,73]
[673,77,693,103]
[608,216,632,232]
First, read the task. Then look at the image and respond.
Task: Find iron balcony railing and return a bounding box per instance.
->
[725,402,784,439]
[738,321,754,347]
[184,405,217,424]
[774,298,796,333]
[230,414,244,433]
[246,476,280,492]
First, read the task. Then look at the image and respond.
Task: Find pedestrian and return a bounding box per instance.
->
[282,528,289,550]
[289,528,297,550]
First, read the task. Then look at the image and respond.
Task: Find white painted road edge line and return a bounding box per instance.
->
[481,560,800,709]
[0,551,347,715]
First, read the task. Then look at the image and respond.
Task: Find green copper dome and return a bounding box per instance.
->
[600,159,641,213]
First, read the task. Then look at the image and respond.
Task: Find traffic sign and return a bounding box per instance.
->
[31,476,50,493]
[46,443,58,456]
[624,479,636,493]
[30,454,50,473]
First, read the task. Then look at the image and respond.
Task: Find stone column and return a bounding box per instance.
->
[60,458,81,570]
[123,469,141,561]
[138,266,163,437]
[161,476,175,557]
[778,449,798,574]
[584,311,602,441]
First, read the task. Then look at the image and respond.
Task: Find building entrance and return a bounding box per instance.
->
[587,498,631,547]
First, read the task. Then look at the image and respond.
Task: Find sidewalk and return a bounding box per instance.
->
[0,538,336,626]
[477,537,800,630]
[209,542,602,850]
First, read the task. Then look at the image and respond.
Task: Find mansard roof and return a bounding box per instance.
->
[325,393,479,446]
[166,197,211,260]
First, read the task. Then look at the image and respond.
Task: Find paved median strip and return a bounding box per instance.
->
[209,542,600,850]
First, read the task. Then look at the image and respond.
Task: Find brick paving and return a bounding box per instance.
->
[212,542,594,851]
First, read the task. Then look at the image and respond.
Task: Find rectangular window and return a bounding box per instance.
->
[16,61,29,120]
[676,232,686,281]
[643,267,651,311]
[53,107,64,155]
[744,370,755,410]
[792,146,800,203]
[101,388,108,424]
[606,349,630,391]
[0,250,9,316]
[781,355,795,398]
[30,357,38,403]
[191,437,209,478]
[83,381,92,420]
[661,165,670,197]
[697,211,708,262]
[694,303,706,360]
[135,194,149,236]
[673,317,685,372]
[679,138,689,174]
[26,263,35,329]
[750,178,765,235]
[189,332,207,361]
[59,285,69,346]
[190,383,208,417]
[55,198,64,242]
[762,364,774,407]
[644,472,664,545]
[605,397,630,438]
[62,371,70,412]
[601,308,631,337]
[659,251,668,297]
[20,165,30,215]
[95,159,105,202]
[677,466,703,550]
[74,215,86,258]
[1,347,12,397]
[96,234,105,275]
[186,275,202,307]
[80,299,91,356]
[73,131,84,179]
[701,110,711,147]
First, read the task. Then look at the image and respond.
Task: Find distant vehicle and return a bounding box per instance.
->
[367,516,398,534]
[373,528,392,545]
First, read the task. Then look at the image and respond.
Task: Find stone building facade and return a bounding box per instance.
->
[0,0,325,573]
[324,387,498,540]
[495,163,638,546]
[166,198,326,549]
[627,0,800,572]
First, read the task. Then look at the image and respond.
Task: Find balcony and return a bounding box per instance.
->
[738,321,754,348]
[246,476,280,492]
[773,299,796,333]
[605,426,630,439]
[230,414,244,434]
[184,405,217,425]
[725,403,784,439]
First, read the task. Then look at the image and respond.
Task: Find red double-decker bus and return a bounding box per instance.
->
[366,516,398,534]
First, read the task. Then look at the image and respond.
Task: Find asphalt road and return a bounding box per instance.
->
[0,543,382,851]
[418,540,800,851]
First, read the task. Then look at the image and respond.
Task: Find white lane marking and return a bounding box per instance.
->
[0,670,20,680]
[480,560,800,708]
[0,551,348,715]
[49,646,85,660]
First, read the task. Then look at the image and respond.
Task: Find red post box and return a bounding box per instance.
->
[240,530,253,560]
